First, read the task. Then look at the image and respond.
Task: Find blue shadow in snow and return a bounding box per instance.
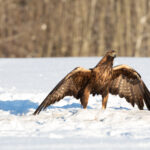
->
[110,106,131,110]
[48,103,92,109]
[0,100,38,115]
[0,100,92,115]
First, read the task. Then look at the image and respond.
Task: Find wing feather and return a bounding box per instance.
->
[33,67,91,115]
[110,65,150,110]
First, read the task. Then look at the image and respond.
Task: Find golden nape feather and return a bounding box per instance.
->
[34,50,150,115]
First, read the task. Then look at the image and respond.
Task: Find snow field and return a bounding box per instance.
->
[0,57,150,149]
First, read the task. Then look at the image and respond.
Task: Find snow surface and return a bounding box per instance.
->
[0,57,150,149]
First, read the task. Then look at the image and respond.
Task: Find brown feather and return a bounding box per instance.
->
[33,67,91,115]
[141,82,150,109]
[110,65,150,110]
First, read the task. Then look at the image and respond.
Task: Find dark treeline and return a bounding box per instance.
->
[0,0,150,57]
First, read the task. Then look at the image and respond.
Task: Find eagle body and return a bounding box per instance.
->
[34,50,150,115]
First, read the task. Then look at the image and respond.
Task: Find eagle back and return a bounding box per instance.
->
[91,63,113,94]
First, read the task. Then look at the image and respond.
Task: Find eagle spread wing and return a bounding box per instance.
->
[33,67,91,115]
[109,65,150,110]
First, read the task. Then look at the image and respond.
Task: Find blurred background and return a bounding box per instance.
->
[0,0,150,58]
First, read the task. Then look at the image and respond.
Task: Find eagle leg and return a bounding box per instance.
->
[80,87,90,109]
[102,92,109,109]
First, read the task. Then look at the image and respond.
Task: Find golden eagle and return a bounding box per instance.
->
[33,50,150,115]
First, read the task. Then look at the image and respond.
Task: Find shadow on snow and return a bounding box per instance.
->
[0,100,92,115]
[110,106,131,110]
[48,103,92,109]
[0,99,129,115]
[0,100,38,115]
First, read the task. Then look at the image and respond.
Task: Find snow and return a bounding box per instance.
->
[0,57,150,149]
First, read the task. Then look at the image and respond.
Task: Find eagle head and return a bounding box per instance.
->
[95,50,117,67]
[106,50,116,58]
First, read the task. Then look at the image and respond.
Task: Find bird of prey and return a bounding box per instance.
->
[34,50,150,115]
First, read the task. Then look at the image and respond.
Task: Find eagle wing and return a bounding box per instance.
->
[109,65,150,110]
[33,67,91,115]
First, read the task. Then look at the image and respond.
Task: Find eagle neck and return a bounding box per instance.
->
[96,55,114,68]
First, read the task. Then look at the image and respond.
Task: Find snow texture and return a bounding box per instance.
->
[0,57,150,149]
